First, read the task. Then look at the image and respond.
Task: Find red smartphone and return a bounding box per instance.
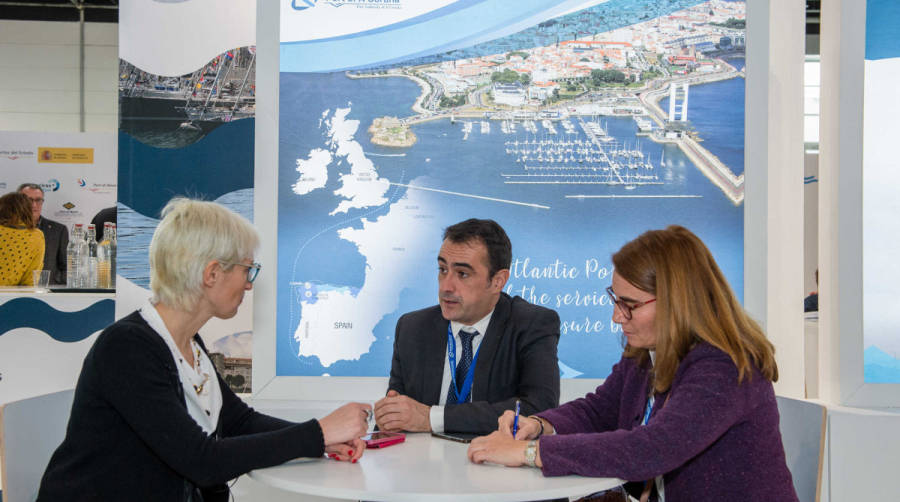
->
[363,431,406,448]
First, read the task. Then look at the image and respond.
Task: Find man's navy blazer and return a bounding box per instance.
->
[388,292,561,434]
[37,216,69,285]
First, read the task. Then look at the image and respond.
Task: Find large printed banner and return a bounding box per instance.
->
[863,0,900,383]
[117,0,256,392]
[0,131,117,230]
[277,0,746,378]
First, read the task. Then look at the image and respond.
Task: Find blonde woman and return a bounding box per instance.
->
[39,198,370,501]
[469,225,798,502]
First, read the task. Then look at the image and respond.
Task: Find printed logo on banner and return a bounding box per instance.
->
[0,148,35,160]
[54,202,84,220]
[77,178,117,194]
[0,182,6,190]
[291,0,402,10]
[41,179,61,192]
[37,147,95,164]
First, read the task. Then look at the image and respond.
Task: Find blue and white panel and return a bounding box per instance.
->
[863,0,900,382]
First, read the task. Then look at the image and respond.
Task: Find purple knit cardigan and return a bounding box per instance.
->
[537,343,799,502]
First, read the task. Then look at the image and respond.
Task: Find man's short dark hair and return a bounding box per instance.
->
[18,183,44,194]
[443,219,511,278]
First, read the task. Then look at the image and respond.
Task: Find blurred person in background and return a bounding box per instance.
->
[19,183,68,284]
[0,191,45,286]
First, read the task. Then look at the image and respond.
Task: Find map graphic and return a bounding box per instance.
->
[277,0,746,378]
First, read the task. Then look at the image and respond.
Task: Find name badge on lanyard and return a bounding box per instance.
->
[447,324,481,403]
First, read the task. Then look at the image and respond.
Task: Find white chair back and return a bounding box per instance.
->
[776,395,826,502]
[0,389,75,502]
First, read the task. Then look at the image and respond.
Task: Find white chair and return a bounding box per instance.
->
[0,389,74,502]
[776,395,826,502]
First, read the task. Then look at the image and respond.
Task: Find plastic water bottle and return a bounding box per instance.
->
[76,226,89,287]
[66,224,83,287]
[86,224,98,288]
[97,223,112,289]
[109,223,117,288]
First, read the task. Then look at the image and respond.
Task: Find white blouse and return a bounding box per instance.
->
[140,299,223,434]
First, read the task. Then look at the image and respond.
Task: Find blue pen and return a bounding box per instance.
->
[513,399,521,436]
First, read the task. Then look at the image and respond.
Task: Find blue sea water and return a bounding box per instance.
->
[276,71,744,378]
[118,189,254,288]
[659,59,745,175]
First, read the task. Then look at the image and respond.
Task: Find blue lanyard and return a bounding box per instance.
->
[447,324,481,404]
[641,394,655,426]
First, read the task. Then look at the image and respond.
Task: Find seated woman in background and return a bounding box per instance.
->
[468,225,798,502]
[0,191,45,286]
[39,198,371,502]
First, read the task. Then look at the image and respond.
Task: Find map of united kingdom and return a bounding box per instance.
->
[292,105,435,366]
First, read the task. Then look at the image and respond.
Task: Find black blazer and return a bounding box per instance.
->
[388,293,561,434]
[37,216,68,285]
[38,311,325,502]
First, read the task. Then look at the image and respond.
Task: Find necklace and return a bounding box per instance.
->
[189,341,210,395]
[193,373,210,395]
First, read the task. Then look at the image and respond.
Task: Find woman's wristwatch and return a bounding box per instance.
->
[524,439,538,467]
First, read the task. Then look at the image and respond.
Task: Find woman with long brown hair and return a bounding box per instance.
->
[468,225,797,501]
[0,191,45,285]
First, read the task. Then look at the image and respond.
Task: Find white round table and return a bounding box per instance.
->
[249,432,623,501]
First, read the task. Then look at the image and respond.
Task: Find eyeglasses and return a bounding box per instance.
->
[606,286,656,320]
[221,261,261,283]
[27,197,44,205]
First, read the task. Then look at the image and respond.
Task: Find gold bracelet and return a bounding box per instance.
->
[531,416,545,437]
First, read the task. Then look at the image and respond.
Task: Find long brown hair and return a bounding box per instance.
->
[613,225,778,392]
[0,192,36,229]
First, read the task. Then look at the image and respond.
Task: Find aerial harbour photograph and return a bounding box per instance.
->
[351,0,745,203]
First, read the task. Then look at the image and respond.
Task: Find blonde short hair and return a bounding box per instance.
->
[149,197,259,311]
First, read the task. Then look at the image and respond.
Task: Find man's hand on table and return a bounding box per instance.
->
[374,390,431,432]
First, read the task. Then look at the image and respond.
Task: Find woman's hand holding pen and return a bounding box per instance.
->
[497,409,542,440]
[468,408,544,467]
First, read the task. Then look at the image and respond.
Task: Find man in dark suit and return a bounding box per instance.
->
[90,206,117,242]
[19,183,69,285]
[374,219,560,434]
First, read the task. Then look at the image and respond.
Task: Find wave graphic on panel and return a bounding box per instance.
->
[119,47,256,149]
[119,0,254,77]
[382,0,708,69]
[280,0,707,72]
[864,346,900,383]
[118,118,255,219]
[0,298,114,341]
